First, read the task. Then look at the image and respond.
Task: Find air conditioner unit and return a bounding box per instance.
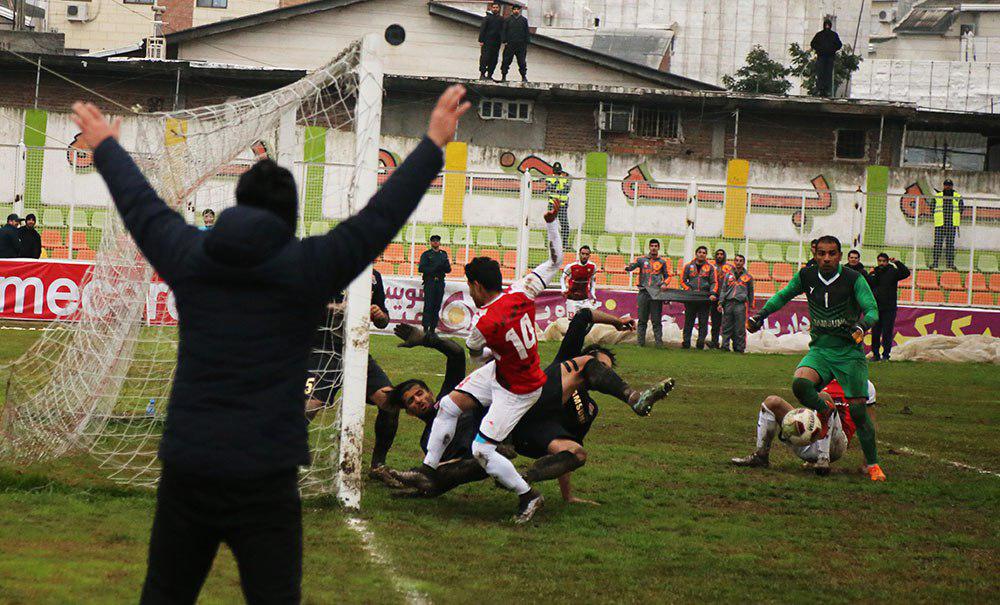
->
[598,102,634,133]
[877,9,896,23]
[67,2,89,21]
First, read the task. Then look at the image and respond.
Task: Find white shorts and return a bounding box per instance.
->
[565,298,599,318]
[455,362,543,443]
[792,413,848,463]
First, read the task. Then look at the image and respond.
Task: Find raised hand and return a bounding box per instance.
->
[543,199,560,224]
[394,323,425,347]
[427,85,472,147]
[70,102,121,150]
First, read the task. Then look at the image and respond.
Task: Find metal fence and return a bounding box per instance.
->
[3,143,998,308]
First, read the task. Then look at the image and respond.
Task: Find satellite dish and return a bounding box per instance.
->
[385,24,406,46]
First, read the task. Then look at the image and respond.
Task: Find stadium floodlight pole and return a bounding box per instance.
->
[337,33,385,509]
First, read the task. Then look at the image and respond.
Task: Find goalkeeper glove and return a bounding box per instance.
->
[746,314,764,333]
[851,325,865,345]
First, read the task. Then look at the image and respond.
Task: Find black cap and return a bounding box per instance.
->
[25,213,36,221]
[7,213,20,222]
[943,178,953,186]
[202,208,215,216]
[429,234,441,242]
[552,162,562,172]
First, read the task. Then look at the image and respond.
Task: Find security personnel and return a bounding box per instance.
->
[418,234,451,334]
[719,254,754,353]
[478,2,503,80]
[500,3,530,82]
[545,162,571,250]
[930,178,963,270]
[680,246,719,350]
[708,248,733,348]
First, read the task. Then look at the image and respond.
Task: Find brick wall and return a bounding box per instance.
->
[164,0,194,34]
[544,102,596,152]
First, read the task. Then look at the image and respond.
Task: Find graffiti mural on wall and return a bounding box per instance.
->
[377,149,565,198]
[622,164,834,227]
[900,182,1000,224]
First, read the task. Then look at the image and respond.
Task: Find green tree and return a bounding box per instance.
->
[788,42,863,96]
[722,46,792,95]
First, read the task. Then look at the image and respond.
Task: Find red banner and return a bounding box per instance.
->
[0,259,178,324]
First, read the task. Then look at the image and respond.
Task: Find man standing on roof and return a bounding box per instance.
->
[625,238,670,348]
[501,3,530,83]
[478,2,504,80]
[810,18,842,96]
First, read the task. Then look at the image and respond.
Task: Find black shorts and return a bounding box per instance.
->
[305,354,391,405]
[510,417,575,459]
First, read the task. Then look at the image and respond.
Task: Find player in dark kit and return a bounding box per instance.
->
[746,235,884,481]
[387,307,674,501]
[305,268,399,470]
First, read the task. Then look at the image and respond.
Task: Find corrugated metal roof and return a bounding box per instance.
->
[896,7,958,32]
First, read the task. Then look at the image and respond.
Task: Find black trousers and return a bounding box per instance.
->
[141,465,302,605]
[709,302,723,347]
[931,226,957,268]
[553,197,570,251]
[501,43,528,79]
[479,42,501,77]
[682,301,711,349]
[870,306,897,360]
[815,55,835,96]
[422,278,446,332]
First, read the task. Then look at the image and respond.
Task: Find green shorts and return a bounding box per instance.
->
[797,345,869,399]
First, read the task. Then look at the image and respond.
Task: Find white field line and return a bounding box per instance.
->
[882,442,1000,478]
[345,516,430,605]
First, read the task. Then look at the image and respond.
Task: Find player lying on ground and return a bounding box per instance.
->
[390,201,572,523]
[305,275,399,470]
[731,379,876,475]
[747,235,885,481]
[386,308,674,502]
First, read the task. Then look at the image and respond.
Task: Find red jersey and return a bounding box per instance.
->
[819,380,875,442]
[562,261,597,301]
[466,290,546,394]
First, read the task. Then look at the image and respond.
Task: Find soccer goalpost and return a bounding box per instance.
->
[0,35,385,509]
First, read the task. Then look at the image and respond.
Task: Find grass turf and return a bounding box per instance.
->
[0,324,997,603]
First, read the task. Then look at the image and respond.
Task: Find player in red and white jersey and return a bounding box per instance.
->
[730,379,876,476]
[402,201,564,523]
[562,245,598,318]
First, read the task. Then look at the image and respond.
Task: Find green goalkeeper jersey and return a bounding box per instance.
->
[760,265,878,349]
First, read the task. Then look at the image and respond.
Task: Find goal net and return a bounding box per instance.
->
[0,36,384,507]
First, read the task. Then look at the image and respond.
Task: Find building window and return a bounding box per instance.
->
[478,99,532,122]
[196,0,228,7]
[634,107,680,138]
[835,129,867,160]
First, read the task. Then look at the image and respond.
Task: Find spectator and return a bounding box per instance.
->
[625,238,670,347]
[199,208,215,231]
[930,178,963,270]
[545,162,570,250]
[418,234,451,335]
[719,254,754,353]
[70,87,466,604]
[805,238,819,267]
[708,248,733,349]
[501,4,530,83]
[478,2,503,80]
[810,18,842,96]
[680,245,719,350]
[868,253,910,361]
[1,214,22,258]
[845,249,866,276]
[18,213,42,259]
[562,244,598,318]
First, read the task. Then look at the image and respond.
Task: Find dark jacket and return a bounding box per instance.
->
[0,224,21,258]
[418,247,451,281]
[479,12,504,44]
[93,136,442,478]
[869,260,910,309]
[503,14,530,45]
[18,227,42,259]
[810,28,842,57]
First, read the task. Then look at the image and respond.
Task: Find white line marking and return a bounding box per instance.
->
[346,516,430,605]
[882,442,1000,478]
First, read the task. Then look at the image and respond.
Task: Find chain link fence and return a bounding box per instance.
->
[3,145,998,309]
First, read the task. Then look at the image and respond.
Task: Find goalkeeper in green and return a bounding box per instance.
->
[746,235,886,481]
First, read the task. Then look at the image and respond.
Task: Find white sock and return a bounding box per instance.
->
[471,439,531,495]
[756,405,777,454]
[422,395,462,469]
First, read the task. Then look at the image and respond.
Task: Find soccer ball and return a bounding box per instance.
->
[781,408,822,446]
